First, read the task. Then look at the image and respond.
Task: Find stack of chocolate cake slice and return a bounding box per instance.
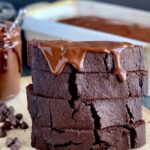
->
[26,40,147,150]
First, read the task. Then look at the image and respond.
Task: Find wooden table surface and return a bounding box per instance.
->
[0,77,150,150]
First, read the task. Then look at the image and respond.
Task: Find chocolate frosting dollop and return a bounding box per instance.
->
[32,40,134,82]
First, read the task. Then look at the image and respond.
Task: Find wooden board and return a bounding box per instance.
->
[0,77,150,150]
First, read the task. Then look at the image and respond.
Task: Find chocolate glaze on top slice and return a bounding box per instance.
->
[28,40,137,82]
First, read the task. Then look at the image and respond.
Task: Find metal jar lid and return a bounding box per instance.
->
[0,2,16,21]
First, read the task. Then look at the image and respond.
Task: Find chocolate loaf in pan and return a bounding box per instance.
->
[27,85,142,129]
[32,70,147,100]
[31,120,145,150]
[60,16,150,43]
[28,40,145,73]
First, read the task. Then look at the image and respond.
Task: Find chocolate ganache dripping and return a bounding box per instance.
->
[0,22,21,72]
[34,40,134,82]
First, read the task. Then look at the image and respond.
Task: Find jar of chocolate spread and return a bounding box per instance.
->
[0,21,21,100]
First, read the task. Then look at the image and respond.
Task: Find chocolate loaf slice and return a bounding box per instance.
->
[28,40,144,73]
[31,127,95,150]
[32,70,147,100]
[27,85,142,129]
[31,120,145,150]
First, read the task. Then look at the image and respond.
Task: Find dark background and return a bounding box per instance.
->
[4,0,150,11]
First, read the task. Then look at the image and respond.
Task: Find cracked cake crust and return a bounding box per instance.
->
[32,70,147,100]
[27,85,142,129]
[31,120,145,150]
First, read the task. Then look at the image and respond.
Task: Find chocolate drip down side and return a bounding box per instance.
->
[36,41,134,82]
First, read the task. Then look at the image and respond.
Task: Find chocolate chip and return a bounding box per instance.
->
[0,103,28,141]
[0,105,8,116]
[15,113,23,121]
[0,127,6,137]
[6,137,21,149]
[11,120,20,128]
[8,106,15,114]
[8,114,16,121]
[0,114,6,122]
[5,137,14,147]
[13,137,21,148]
[2,121,11,130]
[8,114,20,128]
[20,121,28,129]
[0,102,5,107]
[11,144,20,150]
[6,106,15,116]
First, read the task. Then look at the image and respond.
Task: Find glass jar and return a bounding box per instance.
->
[0,21,21,100]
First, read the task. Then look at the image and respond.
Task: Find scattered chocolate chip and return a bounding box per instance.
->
[15,113,23,121]
[5,137,21,148]
[5,137,14,147]
[11,120,20,128]
[0,127,6,137]
[11,144,20,150]
[8,114,20,128]
[0,102,5,107]
[8,114,16,121]
[14,137,21,148]
[0,114,6,122]
[20,121,28,129]
[0,105,8,116]
[6,106,15,117]
[0,102,28,142]
[2,121,12,130]
[8,106,15,114]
